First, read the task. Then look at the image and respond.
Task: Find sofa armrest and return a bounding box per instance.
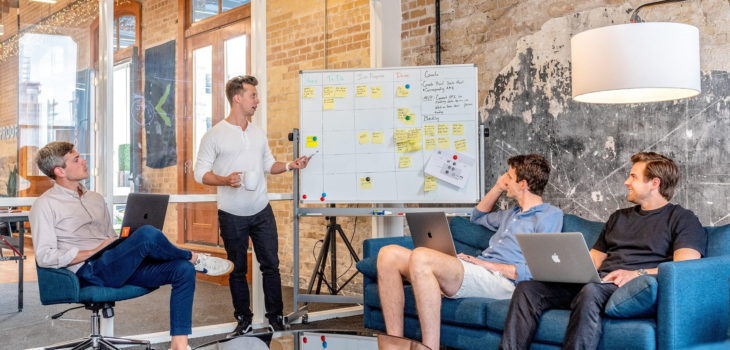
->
[36,266,81,305]
[658,255,730,350]
[362,236,414,259]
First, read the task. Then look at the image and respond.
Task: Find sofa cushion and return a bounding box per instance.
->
[705,223,730,257]
[605,275,658,318]
[364,283,502,328]
[450,216,494,255]
[356,256,378,280]
[562,214,605,247]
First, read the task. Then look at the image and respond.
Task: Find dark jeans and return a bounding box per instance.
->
[500,280,619,350]
[76,225,195,336]
[218,204,283,321]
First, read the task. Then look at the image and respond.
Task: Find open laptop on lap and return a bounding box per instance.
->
[406,212,457,257]
[88,193,169,260]
[516,232,611,284]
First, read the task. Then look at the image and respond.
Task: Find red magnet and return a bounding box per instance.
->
[303,337,308,343]
[302,194,307,199]
[453,155,458,160]
[320,197,325,201]
[321,335,326,342]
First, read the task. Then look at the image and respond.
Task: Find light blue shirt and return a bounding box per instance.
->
[470,203,563,283]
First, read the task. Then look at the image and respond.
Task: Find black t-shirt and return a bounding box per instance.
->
[592,203,707,275]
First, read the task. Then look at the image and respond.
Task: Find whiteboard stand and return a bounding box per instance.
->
[305,208,361,295]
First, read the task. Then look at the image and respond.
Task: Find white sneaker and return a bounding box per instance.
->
[193,253,233,276]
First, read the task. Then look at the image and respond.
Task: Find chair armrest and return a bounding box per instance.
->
[362,237,414,259]
[658,255,730,350]
[36,266,81,305]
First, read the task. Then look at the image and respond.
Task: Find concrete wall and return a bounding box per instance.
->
[403,0,730,224]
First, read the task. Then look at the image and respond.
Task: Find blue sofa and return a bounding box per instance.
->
[356,214,730,349]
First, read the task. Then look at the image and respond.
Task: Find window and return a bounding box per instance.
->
[117,15,136,51]
[192,0,250,22]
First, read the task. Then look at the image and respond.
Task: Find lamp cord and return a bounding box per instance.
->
[630,0,687,23]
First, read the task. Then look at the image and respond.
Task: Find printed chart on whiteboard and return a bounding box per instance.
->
[299,64,480,203]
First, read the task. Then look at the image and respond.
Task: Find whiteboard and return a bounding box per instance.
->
[299,64,480,203]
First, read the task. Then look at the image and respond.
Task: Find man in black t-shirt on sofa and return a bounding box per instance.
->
[499,152,707,350]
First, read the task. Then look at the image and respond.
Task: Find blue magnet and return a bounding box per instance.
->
[405,84,410,89]
[313,136,318,141]
[322,341,328,348]
[322,192,327,197]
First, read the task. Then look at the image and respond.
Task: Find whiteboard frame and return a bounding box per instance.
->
[298,64,482,204]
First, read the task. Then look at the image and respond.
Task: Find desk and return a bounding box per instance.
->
[0,211,29,312]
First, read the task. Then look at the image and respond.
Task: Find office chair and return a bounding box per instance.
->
[36,265,157,350]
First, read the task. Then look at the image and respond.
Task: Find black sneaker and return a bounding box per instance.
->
[267,315,286,332]
[227,316,252,338]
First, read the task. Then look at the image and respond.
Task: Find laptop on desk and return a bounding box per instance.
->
[88,193,169,260]
[516,232,611,284]
[406,212,457,257]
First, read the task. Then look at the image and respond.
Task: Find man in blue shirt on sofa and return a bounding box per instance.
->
[377,154,563,350]
[499,152,707,350]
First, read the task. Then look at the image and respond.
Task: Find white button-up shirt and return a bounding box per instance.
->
[30,184,116,272]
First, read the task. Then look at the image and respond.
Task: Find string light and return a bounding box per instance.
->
[0,0,130,63]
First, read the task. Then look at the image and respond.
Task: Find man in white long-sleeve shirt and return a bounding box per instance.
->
[194,75,309,335]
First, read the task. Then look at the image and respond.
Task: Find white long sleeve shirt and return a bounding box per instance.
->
[194,120,276,216]
[29,184,117,272]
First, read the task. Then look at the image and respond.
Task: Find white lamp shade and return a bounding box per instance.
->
[571,22,700,104]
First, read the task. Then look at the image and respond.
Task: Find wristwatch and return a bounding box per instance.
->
[636,268,648,276]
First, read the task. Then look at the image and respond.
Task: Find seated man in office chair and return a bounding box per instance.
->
[377,154,564,350]
[30,141,234,350]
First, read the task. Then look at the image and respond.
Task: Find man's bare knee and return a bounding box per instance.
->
[378,245,410,271]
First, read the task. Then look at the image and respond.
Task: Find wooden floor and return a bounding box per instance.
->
[0,237,36,284]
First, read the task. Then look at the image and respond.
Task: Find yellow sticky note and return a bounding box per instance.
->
[396,86,410,97]
[397,108,416,125]
[396,142,409,153]
[438,137,450,149]
[454,139,467,152]
[424,175,437,192]
[399,156,412,168]
[323,98,335,110]
[335,86,347,98]
[425,138,436,150]
[303,87,315,98]
[407,128,421,141]
[360,177,373,190]
[306,136,319,148]
[323,86,335,98]
[408,139,422,152]
[452,123,464,135]
[372,131,384,144]
[356,85,368,97]
[358,131,370,144]
[424,124,436,137]
[438,123,449,135]
[371,86,383,98]
[394,129,408,143]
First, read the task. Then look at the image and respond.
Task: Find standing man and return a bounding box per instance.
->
[377,154,564,350]
[194,75,309,336]
[31,141,233,350]
[499,152,707,350]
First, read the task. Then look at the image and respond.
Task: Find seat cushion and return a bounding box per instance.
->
[705,223,730,257]
[79,285,155,303]
[364,283,500,328]
[605,275,658,318]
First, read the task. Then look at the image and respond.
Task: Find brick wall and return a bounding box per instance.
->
[267,0,371,294]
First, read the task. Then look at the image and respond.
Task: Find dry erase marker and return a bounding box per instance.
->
[307,150,320,159]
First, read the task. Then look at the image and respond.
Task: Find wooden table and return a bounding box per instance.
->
[0,211,29,312]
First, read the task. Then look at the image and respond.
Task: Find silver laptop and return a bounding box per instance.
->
[516,232,610,284]
[406,212,457,257]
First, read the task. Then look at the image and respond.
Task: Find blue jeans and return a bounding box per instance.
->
[76,225,195,336]
[218,204,283,321]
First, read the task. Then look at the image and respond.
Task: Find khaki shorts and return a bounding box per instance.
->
[445,259,515,300]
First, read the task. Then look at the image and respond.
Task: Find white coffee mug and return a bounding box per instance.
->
[243,171,259,191]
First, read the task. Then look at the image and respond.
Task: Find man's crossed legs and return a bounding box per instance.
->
[377,245,514,350]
